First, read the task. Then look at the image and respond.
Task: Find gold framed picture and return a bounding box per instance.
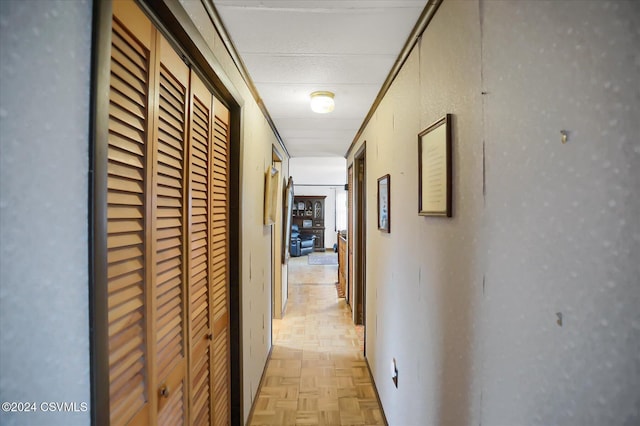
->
[418,114,452,217]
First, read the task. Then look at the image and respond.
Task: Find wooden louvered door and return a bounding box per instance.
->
[188,71,214,426]
[154,34,189,425]
[104,1,232,425]
[211,97,231,426]
[187,73,231,426]
[107,2,153,424]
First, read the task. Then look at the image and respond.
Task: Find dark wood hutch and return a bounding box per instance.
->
[292,195,326,251]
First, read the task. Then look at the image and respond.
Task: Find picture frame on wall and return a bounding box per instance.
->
[377,174,390,233]
[418,114,452,217]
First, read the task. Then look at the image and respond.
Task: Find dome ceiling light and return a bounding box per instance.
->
[310,91,335,114]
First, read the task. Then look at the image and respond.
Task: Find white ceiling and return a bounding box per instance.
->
[212,0,428,158]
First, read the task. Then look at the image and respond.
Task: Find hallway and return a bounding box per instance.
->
[248,253,385,425]
[2,1,638,425]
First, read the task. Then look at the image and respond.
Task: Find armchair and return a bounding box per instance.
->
[290,224,316,256]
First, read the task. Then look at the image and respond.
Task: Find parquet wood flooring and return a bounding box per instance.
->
[248,254,386,426]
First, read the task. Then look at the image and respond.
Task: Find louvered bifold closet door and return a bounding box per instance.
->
[188,71,214,426]
[154,34,189,426]
[107,2,153,425]
[104,1,233,424]
[211,97,231,426]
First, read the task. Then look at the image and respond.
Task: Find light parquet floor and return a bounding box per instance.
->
[248,253,386,426]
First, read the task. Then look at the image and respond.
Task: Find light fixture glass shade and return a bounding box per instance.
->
[310,91,335,114]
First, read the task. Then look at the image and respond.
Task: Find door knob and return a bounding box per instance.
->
[160,385,170,398]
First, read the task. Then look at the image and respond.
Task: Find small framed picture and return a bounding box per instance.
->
[418,114,452,217]
[377,174,390,233]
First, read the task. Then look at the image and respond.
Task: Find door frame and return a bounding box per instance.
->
[353,143,367,328]
[89,1,243,423]
[347,164,354,306]
[271,147,284,322]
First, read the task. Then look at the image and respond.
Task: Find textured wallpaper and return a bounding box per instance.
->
[0,1,92,425]
[353,0,639,425]
[482,1,640,424]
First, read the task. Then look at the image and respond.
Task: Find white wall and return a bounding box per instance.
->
[290,156,346,185]
[348,1,640,425]
[482,2,640,424]
[0,1,92,425]
[291,157,347,248]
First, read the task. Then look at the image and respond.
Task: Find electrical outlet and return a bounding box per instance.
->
[391,358,398,388]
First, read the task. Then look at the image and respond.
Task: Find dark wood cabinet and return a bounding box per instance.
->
[292,195,326,251]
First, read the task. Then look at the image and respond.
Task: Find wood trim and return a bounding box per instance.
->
[271,157,283,320]
[272,144,283,162]
[354,143,366,328]
[89,1,114,424]
[228,102,243,424]
[347,164,354,307]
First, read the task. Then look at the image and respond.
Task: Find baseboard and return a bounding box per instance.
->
[246,345,273,424]
[365,356,390,426]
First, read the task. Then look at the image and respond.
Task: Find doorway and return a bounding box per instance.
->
[353,144,366,330]
[271,147,284,322]
[347,165,354,307]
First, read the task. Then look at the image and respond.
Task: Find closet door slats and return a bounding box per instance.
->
[188,73,213,426]
[211,98,230,426]
[155,35,189,425]
[105,2,231,424]
[107,5,153,424]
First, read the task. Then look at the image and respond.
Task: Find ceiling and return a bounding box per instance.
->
[212,0,428,158]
